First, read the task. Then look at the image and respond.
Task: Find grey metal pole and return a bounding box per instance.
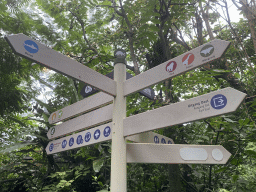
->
[110,50,127,191]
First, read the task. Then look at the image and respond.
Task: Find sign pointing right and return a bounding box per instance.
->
[127,143,231,164]
[124,39,230,96]
[124,87,246,137]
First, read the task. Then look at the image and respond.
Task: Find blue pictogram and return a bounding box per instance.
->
[161,138,166,144]
[69,137,74,147]
[85,132,91,142]
[168,140,172,144]
[103,126,111,137]
[154,136,159,144]
[77,135,83,145]
[62,140,67,148]
[49,143,54,152]
[94,129,101,140]
[211,94,227,110]
[23,40,39,53]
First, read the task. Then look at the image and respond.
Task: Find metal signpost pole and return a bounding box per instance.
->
[110,50,127,191]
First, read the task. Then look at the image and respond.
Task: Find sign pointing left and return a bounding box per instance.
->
[5,34,116,96]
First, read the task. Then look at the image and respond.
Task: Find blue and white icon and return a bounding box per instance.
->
[211,94,227,110]
[154,136,159,144]
[69,137,74,147]
[62,140,67,148]
[168,140,172,144]
[85,132,91,142]
[49,143,54,152]
[77,135,83,145]
[23,40,39,53]
[94,129,101,140]
[103,126,111,137]
[161,138,166,144]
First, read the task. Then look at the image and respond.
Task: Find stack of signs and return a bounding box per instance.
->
[81,71,155,100]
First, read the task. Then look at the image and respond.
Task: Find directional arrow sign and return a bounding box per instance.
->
[127,143,231,164]
[47,104,113,140]
[81,71,155,100]
[49,92,113,124]
[5,34,116,96]
[46,123,113,154]
[46,125,172,154]
[126,132,174,144]
[124,87,246,137]
[124,39,230,96]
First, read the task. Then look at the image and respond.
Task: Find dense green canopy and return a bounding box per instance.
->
[0,0,256,191]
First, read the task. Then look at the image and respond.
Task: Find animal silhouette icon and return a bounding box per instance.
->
[116,51,126,57]
[85,86,93,93]
[24,43,38,50]
[183,53,193,65]
[201,47,214,56]
[167,62,175,72]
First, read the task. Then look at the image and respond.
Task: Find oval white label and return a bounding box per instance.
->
[180,148,208,161]
[212,149,224,161]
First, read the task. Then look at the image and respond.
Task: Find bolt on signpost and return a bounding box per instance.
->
[6,34,247,192]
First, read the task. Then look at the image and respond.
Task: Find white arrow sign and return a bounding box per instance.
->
[46,123,113,154]
[46,125,173,154]
[5,34,116,96]
[127,143,231,164]
[124,39,230,96]
[124,87,246,136]
[49,92,113,124]
[126,131,174,144]
[47,104,113,140]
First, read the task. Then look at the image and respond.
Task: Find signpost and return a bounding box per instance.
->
[5,34,116,96]
[48,92,113,124]
[47,104,113,140]
[123,39,230,96]
[124,87,246,137]
[127,143,231,164]
[6,34,242,192]
[81,71,155,100]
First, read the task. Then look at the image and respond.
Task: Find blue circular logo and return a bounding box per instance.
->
[69,137,74,147]
[103,126,111,137]
[161,138,166,144]
[23,40,39,53]
[62,140,67,148]
[85,132,91,142]
[211,94,227,110]
[168,140,172,144]
[154,136,159,144]
[49,143,54,152]
[94,129,101,140]
[77,135,83,145]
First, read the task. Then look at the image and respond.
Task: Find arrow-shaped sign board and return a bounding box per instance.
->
[47,104,113,140]
[46,124,174,154]
[124,39,230,96]
[5,34,116,96]
[46,123,113,154]
[126,131,174,144]
[49,92,113,124]
[127,143,231,164]
[124,87,246,137]
[81,71,155,100]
